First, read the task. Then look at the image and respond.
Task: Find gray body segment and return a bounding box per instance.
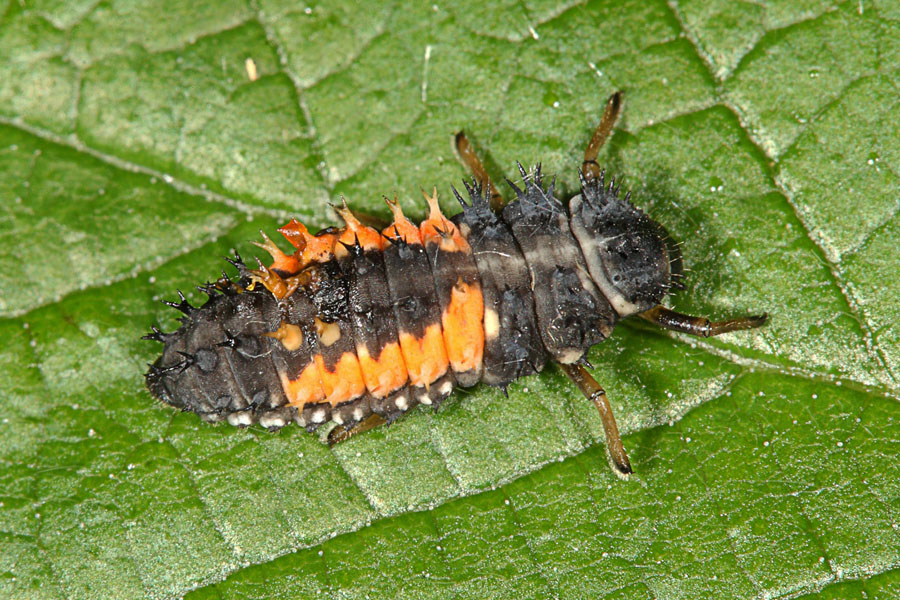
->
[500,170,616,365]
[569,172,673,315]
[453,185,546,386]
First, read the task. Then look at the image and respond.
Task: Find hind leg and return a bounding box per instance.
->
[581,91,622,182]
[639,306,768,337]
[559,363,632,476]
[327,413,388,446]
[454,131,505,211]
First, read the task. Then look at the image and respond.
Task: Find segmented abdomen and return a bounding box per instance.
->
[148,191,500,430]
[146,174,621,432]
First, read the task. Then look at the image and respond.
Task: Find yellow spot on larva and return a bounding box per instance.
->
[265,322,303,352]
[315,317,341,346]
[484,307,500,341]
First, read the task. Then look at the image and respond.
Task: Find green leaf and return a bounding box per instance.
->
[1,0,898,599]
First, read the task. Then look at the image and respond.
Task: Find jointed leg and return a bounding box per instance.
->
[581,91,622,182]
[559,363,632,476]
[454,131,505,211]
[327,413,387,446]
[639,305,768,337]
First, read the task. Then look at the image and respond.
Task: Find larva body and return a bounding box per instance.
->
[145,171,673,433]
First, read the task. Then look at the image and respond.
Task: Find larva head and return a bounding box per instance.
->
[568,171,681,317]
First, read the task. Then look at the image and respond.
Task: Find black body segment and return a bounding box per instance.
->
[146,287,301,429]
[501,166,617,364]
[270,290,318,380]
[305,260,370,415]
[305,260,355,370]
[381,233,446,409]
[382,236,442,342]
[218,291,293,427]
[338,247,400,363]
[453,182,546,386]
[273,287,331,428]
[422,228,484,388]
[337,244,407,422]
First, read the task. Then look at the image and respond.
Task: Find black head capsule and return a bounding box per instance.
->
[568,170,674,317]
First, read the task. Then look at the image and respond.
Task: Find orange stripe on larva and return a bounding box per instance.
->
[398,324,450,388]
[280,362,326,408]
[441,277,484,375]
[314,352,368,407]
[356,342,408,398]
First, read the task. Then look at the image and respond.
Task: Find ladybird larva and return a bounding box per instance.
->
[144,92,767,475]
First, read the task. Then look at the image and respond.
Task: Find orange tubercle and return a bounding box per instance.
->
[335,200,383,256]
[277,218,309,250]
[382,198,423,245]
[277,218,339,267]
[419,188,468,252]
[253,230,300,274]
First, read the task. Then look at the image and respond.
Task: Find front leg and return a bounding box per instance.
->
[559,363,632,476]
[581,91,622,182]
[639,305,767,337]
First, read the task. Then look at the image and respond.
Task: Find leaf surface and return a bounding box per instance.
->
[0,1,898,598]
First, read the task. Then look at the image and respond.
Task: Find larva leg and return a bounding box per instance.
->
[558,363,632,476]
[639,305,768,337]
[327,413,388,446]
[454,131,505,211]
[581,91,622,182]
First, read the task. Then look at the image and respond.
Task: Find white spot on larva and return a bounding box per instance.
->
[228,412,253,427]
[332,412,344,425]
[395,396,409,410]
[439,381,453,395]
[419,394,432,405]
[353,407,364,421]
[295,414,307,426]
[557,348,584,364]
[260,415,285,429]
[484,308,500,341]
[312,409,326,424]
